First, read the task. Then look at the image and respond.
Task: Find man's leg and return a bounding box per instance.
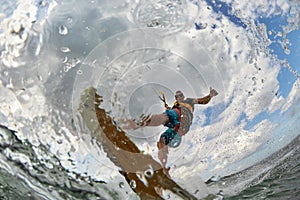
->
[122,113,169,130]
[143,113,169,126]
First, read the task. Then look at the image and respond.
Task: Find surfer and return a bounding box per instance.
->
[125,88,218,172]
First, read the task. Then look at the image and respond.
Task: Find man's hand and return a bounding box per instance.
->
[210,87,218,97]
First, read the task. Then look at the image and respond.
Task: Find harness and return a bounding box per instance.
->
[159,92,193,135]
[174,102,193,113]
[158,92,195,147]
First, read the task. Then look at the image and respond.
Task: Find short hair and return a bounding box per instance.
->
[175,90,183,95]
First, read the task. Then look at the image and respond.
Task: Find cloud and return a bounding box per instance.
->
[268,95,285,113]
[221,0,291,18]
[281,78,300,113]
[166,0,293,178]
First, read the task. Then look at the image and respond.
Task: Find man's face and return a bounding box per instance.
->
[175,92,184,102]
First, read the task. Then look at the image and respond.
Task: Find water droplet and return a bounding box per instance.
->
[48,186,53,192]
[37,75,43,81]
[284,46,290,55]
[57,139,63,144]
[60,47,71,53]
[289,6,297,15]
[5,78,14,89]
[68,58,81,68]
[277,32,282,37]
[209,175,221,182]
[144,165,154,178]
[130,180,136,189]
[195,22,207,30]
[67,17,73,24]
[58,25,68,35]
[64,65,71,72]
[38,0,48,7]
[77,70,83,75]
[19,93,30,102]
[211,24,217,29]
[138,76,142,82]
[216,190,224,199]
[119,182,125,188]
[62,56,68,63]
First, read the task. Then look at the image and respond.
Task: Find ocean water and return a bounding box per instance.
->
[0,0,299,199]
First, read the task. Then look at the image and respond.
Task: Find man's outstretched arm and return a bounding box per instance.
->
[193,87,218,104]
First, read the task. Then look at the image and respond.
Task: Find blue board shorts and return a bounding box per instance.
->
[160,128,182,148]
[164,109,180,128]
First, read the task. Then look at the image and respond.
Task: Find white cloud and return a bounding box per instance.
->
[268,95,285,113]
[184,117,277,179]
[244,58,280,120]
[220,0,291,18]
[165,0,290,179]
[281,78,300,113]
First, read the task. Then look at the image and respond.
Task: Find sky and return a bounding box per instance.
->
[0,0,299,198]
[197,0,299,131]
[164,0,300,181]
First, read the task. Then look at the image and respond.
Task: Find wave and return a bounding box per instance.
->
[1,124,299,199]
[206,134,300,199]
[0,125,119,200]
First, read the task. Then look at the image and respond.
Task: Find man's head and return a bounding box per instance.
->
[175,90,185,102]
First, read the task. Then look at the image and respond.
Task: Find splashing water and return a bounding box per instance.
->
[0,0,299,199]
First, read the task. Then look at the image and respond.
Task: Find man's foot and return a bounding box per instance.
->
[210,87,218,97]
[121,119,139,130]
[120,114,151,130]
[163,167,171,178]
[136,114,151,127]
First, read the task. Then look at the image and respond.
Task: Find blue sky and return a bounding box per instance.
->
[259,15,299,98]
[202,0,299,131]
[204,0,299,86]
